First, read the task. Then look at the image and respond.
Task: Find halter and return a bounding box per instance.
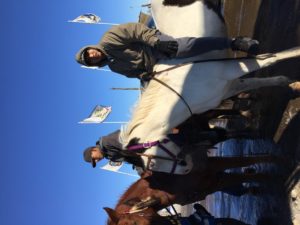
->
[121,209,182,225]
[127,139,184,174]
[163,0,225,23]
[120,203,182,225]
[117,174,182,225]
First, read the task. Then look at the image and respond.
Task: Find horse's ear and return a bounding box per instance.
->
[103,207,120,223]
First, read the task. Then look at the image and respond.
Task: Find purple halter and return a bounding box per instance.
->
[126,139,179,174]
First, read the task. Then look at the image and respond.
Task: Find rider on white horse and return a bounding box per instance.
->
[83,125,244,173]
[75,22,259,79]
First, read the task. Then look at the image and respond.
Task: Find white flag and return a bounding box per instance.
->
[79,105,112,124]
[81,65,111,72]
[101,162,139,177]
[70,13,101,24]
[101,161,123,172]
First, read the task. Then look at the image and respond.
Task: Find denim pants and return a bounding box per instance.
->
[156,32,231,58]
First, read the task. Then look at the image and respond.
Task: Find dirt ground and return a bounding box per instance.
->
[224,1,300,224]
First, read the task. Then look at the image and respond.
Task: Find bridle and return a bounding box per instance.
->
[127,139,186,174]
[117,174,181,225]
[119,207,181,225]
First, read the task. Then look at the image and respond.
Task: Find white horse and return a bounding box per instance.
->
[120,0,300,174]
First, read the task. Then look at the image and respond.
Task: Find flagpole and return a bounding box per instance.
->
[78,121,127,124]
[81,66,111,72]
[100,168,139,177]
[141,3,151,8]
[98,22,119,25]
[102,122,127,124]
[67,21,119,25]
[111,88,141,90]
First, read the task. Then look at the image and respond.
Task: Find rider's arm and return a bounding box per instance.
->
[101,23,159,47]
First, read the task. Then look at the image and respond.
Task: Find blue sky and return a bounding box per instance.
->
[0,0,147,224]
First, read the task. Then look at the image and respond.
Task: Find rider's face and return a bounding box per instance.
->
[91,147,104,164]
[86,48,104,65]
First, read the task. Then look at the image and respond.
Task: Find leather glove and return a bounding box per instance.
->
[155,40,178,57]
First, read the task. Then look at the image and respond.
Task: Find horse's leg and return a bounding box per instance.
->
[206,155,278,172]
[223,76,291,99]
[202,128,261,142]
[198,172,273,201]
[215,218,250,225]
[225,129,262,139]
[212,172,273,194]
[221,47,300,80]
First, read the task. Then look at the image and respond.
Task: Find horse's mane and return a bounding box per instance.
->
[163,0,198,7]
[162,0,224,22]
[120,76,168,145]
[116,171,153,207]
[116,178,142,206]
[105,177,146,225]
[163,0,220,7]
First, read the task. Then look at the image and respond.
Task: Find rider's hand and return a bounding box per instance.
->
[155,40,178,58]
[139,72,153,81]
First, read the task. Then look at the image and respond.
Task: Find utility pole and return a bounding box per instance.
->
[141,3,151,8]
[111,88,141,90]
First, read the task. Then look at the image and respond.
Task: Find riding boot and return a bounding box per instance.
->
[231,37,259,55]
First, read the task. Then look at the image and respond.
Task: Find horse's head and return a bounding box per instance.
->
[104,204,159,225]
[105,176,169,225]
[104,206,180,225]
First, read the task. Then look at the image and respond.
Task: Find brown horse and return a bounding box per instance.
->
[105,203,250,225]
[104,155,281,225]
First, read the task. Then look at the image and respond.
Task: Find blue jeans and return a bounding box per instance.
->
[156,32,231,58]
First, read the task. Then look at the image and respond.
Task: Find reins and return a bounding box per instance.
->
[152,77,193,115]
[149,53,275,78]
[140,53,276,116]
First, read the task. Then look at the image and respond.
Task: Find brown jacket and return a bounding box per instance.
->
[76,23,159,78]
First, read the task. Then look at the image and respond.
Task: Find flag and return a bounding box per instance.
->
[101,161,123,172]
[79,105,112,124]
[70,13,101,24]
[81,65,111,72]
[101,162,139,177]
